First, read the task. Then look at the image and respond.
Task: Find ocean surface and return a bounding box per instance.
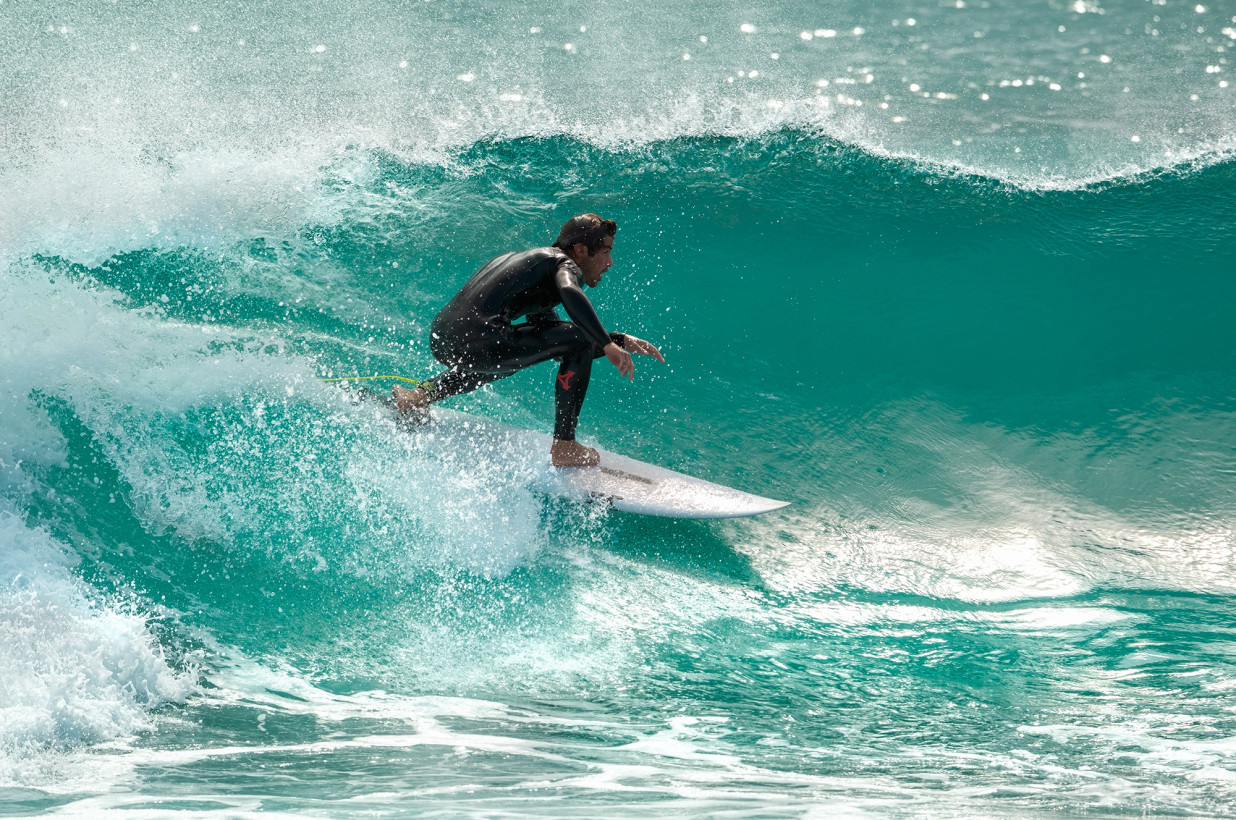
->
[3,1,1236,816]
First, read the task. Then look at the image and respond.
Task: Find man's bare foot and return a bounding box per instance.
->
[551,439,600,468]
[392,385,430,417]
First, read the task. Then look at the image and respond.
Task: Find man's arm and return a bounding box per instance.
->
[553,264,612,348]
[552,258,664,381]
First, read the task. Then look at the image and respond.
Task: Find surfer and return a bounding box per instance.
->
[392,213,665,467]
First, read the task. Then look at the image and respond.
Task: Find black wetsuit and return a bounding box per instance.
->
[422,247,626,441]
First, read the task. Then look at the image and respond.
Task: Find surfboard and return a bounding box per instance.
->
[349,389,789,519]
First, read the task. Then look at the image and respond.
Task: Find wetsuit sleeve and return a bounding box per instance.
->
[553,263,613,348]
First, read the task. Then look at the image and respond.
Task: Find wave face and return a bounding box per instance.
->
[3,1,1236,817]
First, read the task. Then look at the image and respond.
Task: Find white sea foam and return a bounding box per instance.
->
[0,141,340,266]
[0,505,196,787]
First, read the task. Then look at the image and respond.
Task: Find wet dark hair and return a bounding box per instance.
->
[552,213,617,255]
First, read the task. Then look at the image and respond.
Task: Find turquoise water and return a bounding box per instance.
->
[3,1,1236,816]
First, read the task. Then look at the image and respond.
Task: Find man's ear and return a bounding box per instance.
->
[571,242,589,260]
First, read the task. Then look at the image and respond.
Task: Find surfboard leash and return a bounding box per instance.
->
[319,375,434,391]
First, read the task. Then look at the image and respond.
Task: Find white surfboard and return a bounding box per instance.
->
[352,390,788,519]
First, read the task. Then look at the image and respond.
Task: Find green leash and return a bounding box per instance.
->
[319,375,434,391]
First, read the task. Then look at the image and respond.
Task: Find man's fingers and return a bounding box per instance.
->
[627,337,665,363]
[608,346,634,380]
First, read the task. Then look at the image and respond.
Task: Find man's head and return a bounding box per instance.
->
[553,213,616,287]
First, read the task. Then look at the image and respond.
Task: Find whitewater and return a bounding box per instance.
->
[2,0,1235,816]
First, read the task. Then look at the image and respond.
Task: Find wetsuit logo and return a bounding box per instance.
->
[557,370,576,390]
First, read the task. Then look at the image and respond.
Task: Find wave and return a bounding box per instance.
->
[3,120,1234,797]
[3,127,1233,270]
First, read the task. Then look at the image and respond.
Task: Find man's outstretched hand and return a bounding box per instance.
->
[624,335,665,363]
[604,336,665,382]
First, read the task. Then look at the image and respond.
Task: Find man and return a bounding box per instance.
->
[392,213,664,467]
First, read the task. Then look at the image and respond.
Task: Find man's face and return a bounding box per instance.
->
[574,239,614,287]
